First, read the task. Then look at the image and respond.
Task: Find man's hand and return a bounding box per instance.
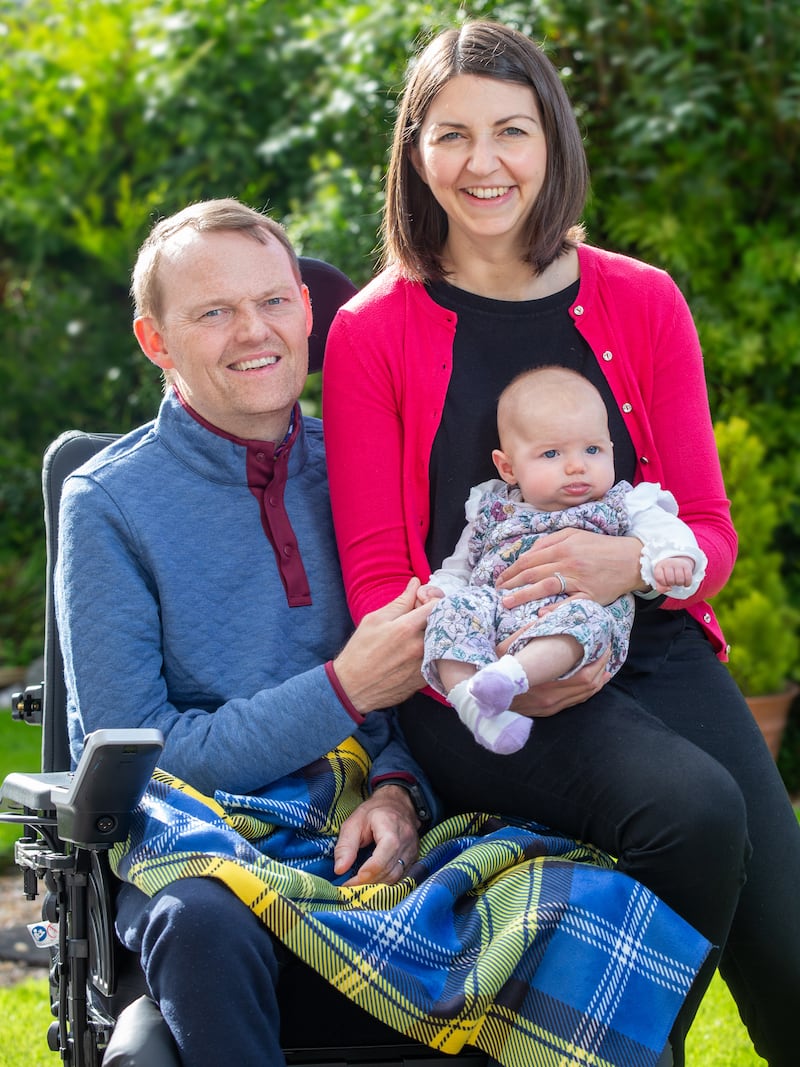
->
[333,579,435,714]
[334,784,419,886]
[496,529,646,609]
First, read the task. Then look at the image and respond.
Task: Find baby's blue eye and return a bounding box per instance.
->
[543,449,558,459]
[586,445,599,454]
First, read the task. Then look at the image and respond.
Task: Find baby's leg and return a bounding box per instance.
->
[461,634,579,753]
[421,588,499,693]
[423,590,544,754]
[504,599,624,678]
[511,632,583,685]
[434,658,529,754]
[454,691,532,754]
[469,628,581,711]
[437,659,478,695]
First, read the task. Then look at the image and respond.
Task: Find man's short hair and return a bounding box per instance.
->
[131,198,301,321]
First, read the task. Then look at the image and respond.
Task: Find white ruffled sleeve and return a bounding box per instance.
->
[626,482,708,599]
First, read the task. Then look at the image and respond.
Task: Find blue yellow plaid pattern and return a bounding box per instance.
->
[112,737,709,1066]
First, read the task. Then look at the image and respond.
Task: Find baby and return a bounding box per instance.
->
[420,366,707,754]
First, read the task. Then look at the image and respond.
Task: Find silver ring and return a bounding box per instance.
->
[396,857,406,869]
[554,572,567,595]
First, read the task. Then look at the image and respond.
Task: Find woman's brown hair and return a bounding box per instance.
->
[381,21,588,281]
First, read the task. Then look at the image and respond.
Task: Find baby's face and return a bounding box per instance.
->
[495,401,615,511]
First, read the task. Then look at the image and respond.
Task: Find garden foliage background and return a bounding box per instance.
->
[1,0,799,774]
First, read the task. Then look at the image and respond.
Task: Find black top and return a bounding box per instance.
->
[425,279,636,570]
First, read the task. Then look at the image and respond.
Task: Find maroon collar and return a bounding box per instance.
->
[175,390,312,607]
[244,411,312,607]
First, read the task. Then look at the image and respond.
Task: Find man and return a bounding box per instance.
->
[55,199,436,1065]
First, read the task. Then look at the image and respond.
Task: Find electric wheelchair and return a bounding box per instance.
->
[0,257,487,1066]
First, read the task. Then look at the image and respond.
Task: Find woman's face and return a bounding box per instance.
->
[412,73,547,257]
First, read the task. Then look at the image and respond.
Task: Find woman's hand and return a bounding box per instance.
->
[496,529,647,609]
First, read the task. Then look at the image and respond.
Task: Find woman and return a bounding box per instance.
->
[322,20,800,1066]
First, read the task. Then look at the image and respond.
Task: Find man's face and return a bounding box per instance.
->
[134,229,312,441]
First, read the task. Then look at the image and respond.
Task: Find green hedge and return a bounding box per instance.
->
[2,2,798,730]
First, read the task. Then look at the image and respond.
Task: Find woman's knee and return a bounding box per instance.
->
[630,752,750,877]
[679,754,747,845]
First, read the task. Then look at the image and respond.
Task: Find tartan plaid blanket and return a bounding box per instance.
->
[112,737,709,1067]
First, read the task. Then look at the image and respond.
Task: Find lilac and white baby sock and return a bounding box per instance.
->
[448,655,531,755]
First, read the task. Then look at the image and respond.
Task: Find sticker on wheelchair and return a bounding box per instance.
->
[27,921,58,948]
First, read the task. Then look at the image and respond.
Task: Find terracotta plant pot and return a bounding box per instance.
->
[746,683,800,760]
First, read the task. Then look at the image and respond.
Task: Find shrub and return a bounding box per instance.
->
[1,0,798,682]
[711,417,799,696]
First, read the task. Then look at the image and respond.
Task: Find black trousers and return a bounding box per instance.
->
[400,607,800,1067]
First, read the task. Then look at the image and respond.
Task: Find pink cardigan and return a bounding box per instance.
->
[323,244,735,658]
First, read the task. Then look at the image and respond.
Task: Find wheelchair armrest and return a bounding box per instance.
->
[1,728,164,848]
[53,729,164,848]
[1,770,71,813]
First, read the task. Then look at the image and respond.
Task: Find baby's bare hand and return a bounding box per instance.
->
[653,556,694,592]
[416,583,445,607]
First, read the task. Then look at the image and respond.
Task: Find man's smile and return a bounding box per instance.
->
[229,355,279,372]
